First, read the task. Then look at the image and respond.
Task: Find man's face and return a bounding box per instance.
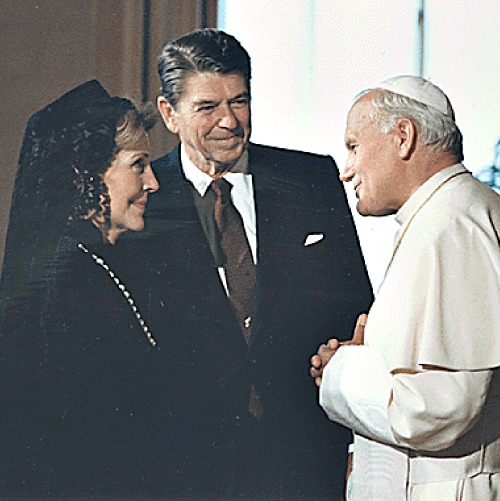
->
[158,72,251,176]
[341,94,404,216]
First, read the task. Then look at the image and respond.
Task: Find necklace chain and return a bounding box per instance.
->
[78,243,158,347]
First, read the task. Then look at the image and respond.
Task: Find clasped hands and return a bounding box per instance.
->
[310,313,368,387]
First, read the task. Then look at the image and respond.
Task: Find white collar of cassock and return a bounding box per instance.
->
[395,163,467,228]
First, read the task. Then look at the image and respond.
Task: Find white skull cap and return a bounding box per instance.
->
[375,75,455,119]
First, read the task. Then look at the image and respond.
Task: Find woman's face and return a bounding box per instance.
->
[101,129,159,244]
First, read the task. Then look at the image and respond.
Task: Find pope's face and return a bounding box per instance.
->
[341,95,404,216]
[158,72,251,176]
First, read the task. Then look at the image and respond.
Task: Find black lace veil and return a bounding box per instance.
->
[0,80,133,328]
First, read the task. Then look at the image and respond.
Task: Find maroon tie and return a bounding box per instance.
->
[211,178,262,419]
[211,178,256,345]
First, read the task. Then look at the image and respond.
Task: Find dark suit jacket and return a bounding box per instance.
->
[131,142,374,498]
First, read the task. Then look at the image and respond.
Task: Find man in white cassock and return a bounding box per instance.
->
[310,75,500,500]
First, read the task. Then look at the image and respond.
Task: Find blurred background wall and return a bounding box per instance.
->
[0,0,216,267]
[2,0,498,283]
[219,0,500,289]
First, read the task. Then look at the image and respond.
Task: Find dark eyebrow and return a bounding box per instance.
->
[193,92,250,107]
[193,99,219,107]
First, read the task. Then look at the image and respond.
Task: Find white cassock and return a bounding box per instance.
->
[320,164,500,500]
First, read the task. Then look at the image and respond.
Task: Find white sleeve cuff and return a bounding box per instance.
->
[319,345,398,446]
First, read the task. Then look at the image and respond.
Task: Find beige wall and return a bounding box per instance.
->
[0,0,216,267]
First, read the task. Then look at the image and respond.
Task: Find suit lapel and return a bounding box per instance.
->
[154,146,217,266]
[153,148,249,351]
[247,145,292,346]
[248,144,286,267]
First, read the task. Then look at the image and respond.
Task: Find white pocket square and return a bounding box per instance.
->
[304,233,324,246]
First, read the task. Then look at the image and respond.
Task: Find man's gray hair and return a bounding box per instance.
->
[369,90,464,161]
[157,29,251,109]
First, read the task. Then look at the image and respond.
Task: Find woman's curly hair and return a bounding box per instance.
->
[69,103,157,227]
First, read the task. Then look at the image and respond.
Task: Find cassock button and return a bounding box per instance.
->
[244,316,252,329]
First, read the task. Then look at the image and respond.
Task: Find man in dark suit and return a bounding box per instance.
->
[139,29,373,499]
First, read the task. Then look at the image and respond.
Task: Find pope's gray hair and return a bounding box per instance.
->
[367,90,464,161]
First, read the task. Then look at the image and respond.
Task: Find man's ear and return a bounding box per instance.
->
[157,96,179,134]
[396,118,417,160]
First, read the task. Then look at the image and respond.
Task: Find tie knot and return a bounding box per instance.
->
[211,178,232,204]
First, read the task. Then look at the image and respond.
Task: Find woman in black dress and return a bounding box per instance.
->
[0,81,175,497]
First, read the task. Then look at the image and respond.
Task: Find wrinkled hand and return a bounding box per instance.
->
[309,314,368,387]
[310,338,342,387]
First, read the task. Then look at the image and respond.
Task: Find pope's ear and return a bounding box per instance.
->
[396,118,417,160]
[157,96,179,135]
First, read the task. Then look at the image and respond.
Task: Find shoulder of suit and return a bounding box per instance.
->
[152,144,180,167]
[151,145,182,182]
[249,142,333,163]
[249,143,339,184]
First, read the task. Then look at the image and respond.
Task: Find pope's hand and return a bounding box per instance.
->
[310,338,342,387]
[309,313,368,387]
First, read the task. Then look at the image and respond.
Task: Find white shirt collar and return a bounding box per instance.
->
[181,145,250,197]
[179,144,257,268]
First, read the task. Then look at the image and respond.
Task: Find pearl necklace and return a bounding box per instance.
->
[77,243,158,347]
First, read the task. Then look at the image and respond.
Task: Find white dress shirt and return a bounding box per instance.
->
[181,146,257,292]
